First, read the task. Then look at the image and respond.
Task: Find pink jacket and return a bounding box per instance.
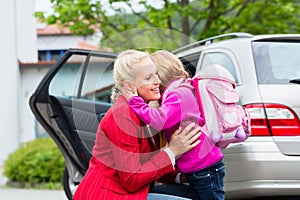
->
[128,79,223,173]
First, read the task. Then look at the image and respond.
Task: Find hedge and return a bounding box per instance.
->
[3,137,65,187]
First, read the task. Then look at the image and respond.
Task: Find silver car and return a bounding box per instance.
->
[175,32,300,199]
[30,33,300,200]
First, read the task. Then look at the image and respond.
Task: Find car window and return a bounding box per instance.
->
[81,56,114,103]
[200,52,238,83]
[49,54,115,103]
[49,54,86,98]
[253,41,300,84]
[179,52,200,77]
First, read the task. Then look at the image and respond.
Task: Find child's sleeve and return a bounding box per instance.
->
[128,92,183,130]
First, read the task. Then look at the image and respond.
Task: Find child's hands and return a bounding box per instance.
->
[122,84,138,100]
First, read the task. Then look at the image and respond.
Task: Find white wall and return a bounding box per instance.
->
[20,67,49,142]
[0,0,38,165]
[0,1,20,165]
[16,0,38,63]
[16,0,40,148]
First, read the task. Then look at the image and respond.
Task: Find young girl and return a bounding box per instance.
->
[123,50,226,200]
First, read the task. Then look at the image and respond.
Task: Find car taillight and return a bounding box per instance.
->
[245,103,300,136]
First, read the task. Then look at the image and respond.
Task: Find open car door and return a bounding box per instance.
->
[29,48,117,199]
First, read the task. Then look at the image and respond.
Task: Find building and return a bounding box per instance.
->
[0,0,102,165]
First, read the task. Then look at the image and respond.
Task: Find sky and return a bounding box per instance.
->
[34,0,165,16]
[35,0,52,14]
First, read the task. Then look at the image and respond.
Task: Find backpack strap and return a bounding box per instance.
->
[189,78,206,121]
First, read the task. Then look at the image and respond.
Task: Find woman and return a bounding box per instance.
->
[73,50,201,200]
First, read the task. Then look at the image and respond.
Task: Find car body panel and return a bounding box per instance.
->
[257,74,300,156]
[258,85,300,113]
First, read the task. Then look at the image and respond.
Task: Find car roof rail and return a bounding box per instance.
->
[173,32,253,54]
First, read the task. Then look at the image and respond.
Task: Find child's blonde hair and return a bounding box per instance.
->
[111,49,150,103]
[151,50,189,90]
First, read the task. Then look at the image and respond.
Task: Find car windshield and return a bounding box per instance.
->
[252,41,300,84]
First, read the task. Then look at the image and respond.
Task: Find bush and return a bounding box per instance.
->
[3,138,65,186]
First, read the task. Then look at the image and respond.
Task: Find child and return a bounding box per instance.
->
[123,50,226,200]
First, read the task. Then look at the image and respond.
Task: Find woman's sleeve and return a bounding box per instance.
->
[102,106,175,193]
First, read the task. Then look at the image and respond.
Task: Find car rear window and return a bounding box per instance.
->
[252,41,300,84]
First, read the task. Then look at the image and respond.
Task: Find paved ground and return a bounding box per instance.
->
[0,166,67,200]
[0,188,67,200]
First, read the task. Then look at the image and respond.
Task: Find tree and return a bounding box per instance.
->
[35,0,300,51]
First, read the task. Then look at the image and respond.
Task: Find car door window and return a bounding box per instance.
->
[49,54,86,98]
[200,52,238,83]
[80,56,114,103]
[49,54,115,104]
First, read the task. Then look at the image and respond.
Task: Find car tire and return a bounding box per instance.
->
[63,167,79,200]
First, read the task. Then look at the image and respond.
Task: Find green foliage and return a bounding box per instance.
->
[3,138,65,185]
[35,0,300,51]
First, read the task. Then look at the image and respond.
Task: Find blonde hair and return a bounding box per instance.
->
[111,49,150,103]
[151,50,189,90]
[150,50,189,148]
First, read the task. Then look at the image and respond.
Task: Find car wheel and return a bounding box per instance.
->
[63,167,79,200]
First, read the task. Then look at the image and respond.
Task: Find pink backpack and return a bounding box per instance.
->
[191,64,251,148]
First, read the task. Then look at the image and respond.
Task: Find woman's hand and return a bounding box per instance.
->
[168,123,201,159]
[122,84,138,100]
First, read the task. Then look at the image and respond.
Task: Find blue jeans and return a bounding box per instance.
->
[185,160,226,200]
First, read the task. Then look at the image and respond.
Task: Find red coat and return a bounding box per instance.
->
[73,95,177,200]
